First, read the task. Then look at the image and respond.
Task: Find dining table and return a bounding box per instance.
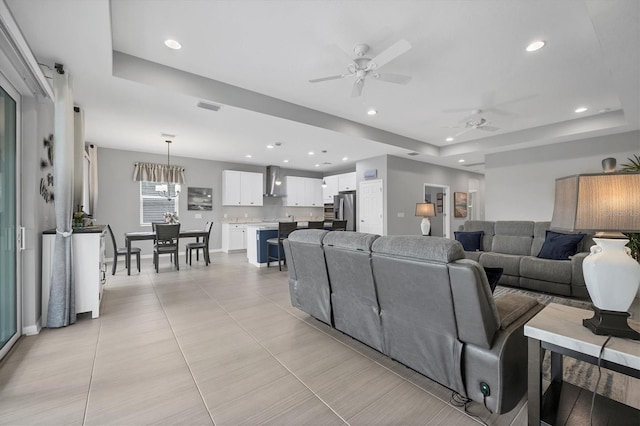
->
[125,229,209,275]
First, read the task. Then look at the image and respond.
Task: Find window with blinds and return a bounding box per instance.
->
[140,181,179,225]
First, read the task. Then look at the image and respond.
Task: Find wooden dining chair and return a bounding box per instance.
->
[107,224,141,275]
[266,221,298,271]
[185,222,213,265]
[307,220,325,229]
[154,223,180,272]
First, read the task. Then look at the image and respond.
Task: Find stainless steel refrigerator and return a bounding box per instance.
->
[334,191,356,231]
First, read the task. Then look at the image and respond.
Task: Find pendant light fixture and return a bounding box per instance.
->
[156,140,181,200]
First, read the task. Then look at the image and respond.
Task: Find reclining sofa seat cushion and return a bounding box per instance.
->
[322,231,383,352]
[282,229,332,325]
[371,236,468,396]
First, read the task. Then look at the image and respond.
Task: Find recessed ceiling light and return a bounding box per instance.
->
[283,159,289,163]
[266,145,274,149]
[342,157,348,161]
[526,40,545,52]
[308,151,315,156]
[315,164,320,167]
[164,39,182,50]
[245,154,252,158]
[446,137,454,142]
[575,107,588,113]
[458,159,465,163]
[367,109,378,116]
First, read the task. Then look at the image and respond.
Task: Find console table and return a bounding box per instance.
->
[525,303,640,425]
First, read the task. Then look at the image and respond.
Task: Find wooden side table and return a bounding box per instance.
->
[525,303,640,425]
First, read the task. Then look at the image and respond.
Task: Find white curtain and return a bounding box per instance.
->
[48,69,75,328]
[87,143,98,215]
[132,162,185,184]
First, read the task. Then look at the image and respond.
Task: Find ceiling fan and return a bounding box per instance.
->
[445,110,499,137]
[309,40,412,97]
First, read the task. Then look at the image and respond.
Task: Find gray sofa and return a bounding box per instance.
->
[458,221,593,298]
[283,230,543,414]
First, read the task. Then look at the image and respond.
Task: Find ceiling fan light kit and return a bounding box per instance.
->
[309,39,413,97]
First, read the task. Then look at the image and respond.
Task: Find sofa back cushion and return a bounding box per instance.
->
[283,229,332,325]
[448,259,500,348]
[323,231,383,352]
[371,236,466,393]
[492,221,535,255]
[461,220,495,251]
[531,222,550,256]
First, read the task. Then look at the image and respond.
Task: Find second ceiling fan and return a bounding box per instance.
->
[309,39,413,97]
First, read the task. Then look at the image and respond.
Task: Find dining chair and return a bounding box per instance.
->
[185,221,213,266]
[307,220,325,229]
[107,224,141,275]
[154,223,180,272]
[331,220,347,231]
[266,221,298,271]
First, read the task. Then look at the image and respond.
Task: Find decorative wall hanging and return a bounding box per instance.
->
[188,187,213,210]
[454,192,467,218]
[39,134,54,203]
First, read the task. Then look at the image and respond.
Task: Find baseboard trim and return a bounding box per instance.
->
[22,321,41,335]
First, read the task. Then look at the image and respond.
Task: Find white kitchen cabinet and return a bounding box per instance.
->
[322,175,339,204]
[42,227,107,327]
[284,176,322,207]
[222,170,263,206]
[221,223,247,252]
[241,171,263,206]
[338,172,357,192]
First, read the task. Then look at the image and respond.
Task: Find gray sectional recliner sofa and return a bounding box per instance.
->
[283,229,543,414]
[458,221,594,298]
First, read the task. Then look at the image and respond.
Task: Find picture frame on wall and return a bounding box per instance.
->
[454,192,467,218]
[187,187,213,211]
[436,192,443,213]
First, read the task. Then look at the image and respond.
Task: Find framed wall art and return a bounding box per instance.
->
[454,192,468,218]
[187,187,213,211]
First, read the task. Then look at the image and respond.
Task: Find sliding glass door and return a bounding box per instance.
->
[0,80,18,358]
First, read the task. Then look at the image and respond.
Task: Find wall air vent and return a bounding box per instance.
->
[408,152,419,156]
[197,101,222,112]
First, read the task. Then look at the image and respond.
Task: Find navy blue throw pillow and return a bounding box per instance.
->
[537,231,585,260]
[483,267,503,293]
[454,231,484,251]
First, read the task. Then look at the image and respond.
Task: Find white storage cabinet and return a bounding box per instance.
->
[221,223,247,252]
[42,227,107,326]
[284,176,323,207]
[222,170,263,206]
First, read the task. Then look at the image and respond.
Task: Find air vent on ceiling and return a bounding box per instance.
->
[408,152,420,156]
[197,101,222,112]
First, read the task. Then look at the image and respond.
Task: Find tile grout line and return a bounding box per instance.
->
[196,282,352,425]
[149,274,217,426]
[81,292,107,426]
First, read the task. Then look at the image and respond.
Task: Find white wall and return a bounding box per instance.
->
[485,131,640,220]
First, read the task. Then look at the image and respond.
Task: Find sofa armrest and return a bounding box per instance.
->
[463,299,543,414]
[494,293,539,329]
[570,252,588,286]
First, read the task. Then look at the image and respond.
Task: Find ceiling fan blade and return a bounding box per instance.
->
[368,39,411,70]
[309,74,351,83]
[374,73,412,84]
[351,79,365,98]
[454,128,473,137]
[479,125,499,132]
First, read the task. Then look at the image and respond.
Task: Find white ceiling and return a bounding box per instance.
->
[6,0,639,173]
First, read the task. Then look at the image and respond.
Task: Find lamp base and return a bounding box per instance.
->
[583,307,640,340]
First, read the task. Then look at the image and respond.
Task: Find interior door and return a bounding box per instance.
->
[358,180,383,235]
[0,78,19,359]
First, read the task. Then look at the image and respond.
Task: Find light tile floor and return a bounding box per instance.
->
[0,253,529,425]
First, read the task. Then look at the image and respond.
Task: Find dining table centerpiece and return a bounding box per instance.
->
[163,211,179,224]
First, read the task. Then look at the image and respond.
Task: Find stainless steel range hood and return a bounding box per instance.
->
[264,165,284,197]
